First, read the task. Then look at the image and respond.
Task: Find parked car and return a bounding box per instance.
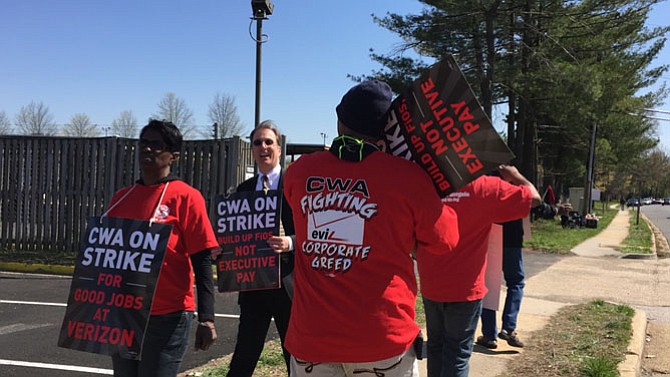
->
[663,197,670,206]
[627,198,641,207]
[641,197,653,205]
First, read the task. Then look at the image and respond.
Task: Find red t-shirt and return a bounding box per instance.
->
[417,175,532,302]
[107,180,219,315]
[283,150,459,362]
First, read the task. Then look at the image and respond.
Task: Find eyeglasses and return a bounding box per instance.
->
[253,138,275,147]
[139,138,168,151]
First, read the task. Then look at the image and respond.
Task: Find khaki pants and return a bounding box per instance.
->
[290,347,418,377]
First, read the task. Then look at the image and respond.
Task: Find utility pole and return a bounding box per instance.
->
[583,121,597,216]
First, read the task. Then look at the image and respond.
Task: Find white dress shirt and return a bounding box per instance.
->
[255,164,293,251]
[255,164,281,191]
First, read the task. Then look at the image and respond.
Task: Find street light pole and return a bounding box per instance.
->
[254,17,263,128]
[251,0,273,128]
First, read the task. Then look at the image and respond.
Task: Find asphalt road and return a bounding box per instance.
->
[0,272,267,377]
[640,204,670,245]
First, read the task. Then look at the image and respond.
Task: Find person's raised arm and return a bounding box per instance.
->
[497,165,541,207]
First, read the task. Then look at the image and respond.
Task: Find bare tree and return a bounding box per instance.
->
[14,101,58,136]
[0,111,12,134]
[111,110,139,138]
[62,113,100,137]
[203,93,246,139]
[152,92,196,138]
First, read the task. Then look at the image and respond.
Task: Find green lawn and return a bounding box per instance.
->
[525,203,617,254]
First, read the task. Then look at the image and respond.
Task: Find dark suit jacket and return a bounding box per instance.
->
[237,173,295,298]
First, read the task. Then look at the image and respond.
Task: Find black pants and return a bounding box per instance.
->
[227,288,292,377]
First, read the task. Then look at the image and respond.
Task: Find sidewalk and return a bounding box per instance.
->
[419,208,670,377]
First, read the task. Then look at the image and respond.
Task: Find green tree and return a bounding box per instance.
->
[361,0,668,195]
[632,149,670,197]
[529,1,666,194]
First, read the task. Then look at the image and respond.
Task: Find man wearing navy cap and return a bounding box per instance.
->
[282,80,460,377]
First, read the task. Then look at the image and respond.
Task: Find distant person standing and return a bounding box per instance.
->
[226,120,295,377]
[620,197,626,211]
[417,165,541,377]
[478,219,530,349]
[283,80,460,377]
[478,200,569,350]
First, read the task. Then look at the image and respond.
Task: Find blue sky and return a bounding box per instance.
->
[1,0,669,148]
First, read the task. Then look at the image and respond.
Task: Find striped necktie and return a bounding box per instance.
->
[261,175,270,194]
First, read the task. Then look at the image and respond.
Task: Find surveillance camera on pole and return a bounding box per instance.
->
[251,0,274,18]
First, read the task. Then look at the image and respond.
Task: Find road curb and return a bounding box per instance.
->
[620,309,647,377]
[621,253,657,260]
[0,262,73,276]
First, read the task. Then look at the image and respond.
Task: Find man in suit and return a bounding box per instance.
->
[227,120,295,377]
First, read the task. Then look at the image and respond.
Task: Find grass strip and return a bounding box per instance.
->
[501,300,634,377]
[0,261,74,275]
[619,212,653,254]
[525,204,616,254]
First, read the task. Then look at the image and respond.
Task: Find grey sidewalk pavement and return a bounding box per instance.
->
[419,208,670,377]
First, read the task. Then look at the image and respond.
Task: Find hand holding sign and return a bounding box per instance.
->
[267,235,291,253]
[497,164,526,184]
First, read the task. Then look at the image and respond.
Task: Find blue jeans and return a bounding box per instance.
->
[423,298,482,377]
[481,247,525,338]
[112,311,194,377]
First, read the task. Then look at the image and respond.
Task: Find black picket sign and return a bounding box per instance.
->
[58,216,171,360]
[214,190,281,292]
[385,55,515,196]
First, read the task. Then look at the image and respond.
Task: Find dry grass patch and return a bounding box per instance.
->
[180,339,286,377]
[500,300,634,377]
